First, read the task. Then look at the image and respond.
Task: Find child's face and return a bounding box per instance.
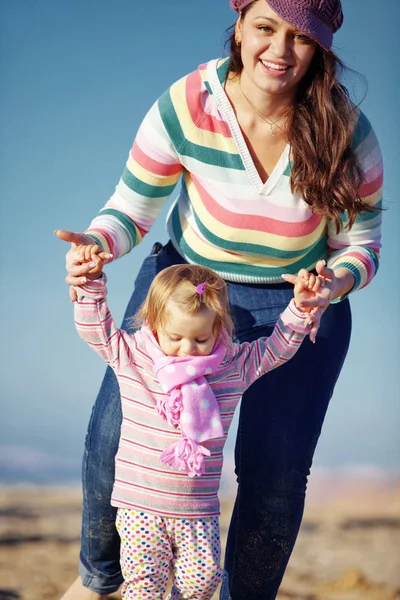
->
[156,299,217,357]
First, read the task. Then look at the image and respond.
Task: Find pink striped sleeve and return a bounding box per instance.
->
[233,299,310,387]
[73,275,133,370]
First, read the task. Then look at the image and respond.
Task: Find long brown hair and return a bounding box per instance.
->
[227,4,376,232]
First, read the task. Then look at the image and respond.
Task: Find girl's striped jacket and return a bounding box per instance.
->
[74,276,311,517]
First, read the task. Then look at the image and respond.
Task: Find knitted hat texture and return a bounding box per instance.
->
[230,0,343,50]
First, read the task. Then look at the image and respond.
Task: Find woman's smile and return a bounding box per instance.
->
[259,58,291,76]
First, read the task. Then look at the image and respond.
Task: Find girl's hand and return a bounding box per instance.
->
[283,260,337,343]
[293,270,325,299]
[289,271,323,342]
[74,243,107,279]
[54,229,113,302]
[295,260,337,317]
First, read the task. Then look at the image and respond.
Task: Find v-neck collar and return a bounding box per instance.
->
[206,58,290,196]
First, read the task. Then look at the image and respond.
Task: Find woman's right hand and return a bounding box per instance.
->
[54,229,113,302]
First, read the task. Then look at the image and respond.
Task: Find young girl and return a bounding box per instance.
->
[73,251,318,600]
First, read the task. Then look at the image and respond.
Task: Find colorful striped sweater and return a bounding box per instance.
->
[74,276,311,517]
[86,57,382,292]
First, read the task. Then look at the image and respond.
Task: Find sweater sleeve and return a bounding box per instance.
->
[85,94,183,260]
[73,275,134,370]
[327,110,383,302]
[233,299,311,390]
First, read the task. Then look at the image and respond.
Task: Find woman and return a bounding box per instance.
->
[57,0,382,598]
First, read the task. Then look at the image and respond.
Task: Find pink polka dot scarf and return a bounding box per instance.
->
[142,327,226,477]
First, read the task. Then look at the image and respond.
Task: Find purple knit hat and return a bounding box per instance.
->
[230,0,343,50]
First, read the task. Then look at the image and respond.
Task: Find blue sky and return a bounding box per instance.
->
[1,0,399,482]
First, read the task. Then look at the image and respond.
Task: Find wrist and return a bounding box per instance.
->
[331,268,355,300]
[293,297,309,313]
[280,299,312,334]
[86,271,103,281]
[73,274,107,300]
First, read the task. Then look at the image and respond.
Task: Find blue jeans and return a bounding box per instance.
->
[78,241,351,599]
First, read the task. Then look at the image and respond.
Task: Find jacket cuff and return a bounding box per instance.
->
[74,274,107,301]
[280,299,312,334]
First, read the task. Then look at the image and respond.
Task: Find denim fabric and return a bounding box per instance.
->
[79,241,186,592]
[78,241,351,598]
[221,279,351,600]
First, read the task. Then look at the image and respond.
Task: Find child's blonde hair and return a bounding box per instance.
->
[135,264,233,337]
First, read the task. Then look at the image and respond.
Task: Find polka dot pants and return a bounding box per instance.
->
[116,508,222,599]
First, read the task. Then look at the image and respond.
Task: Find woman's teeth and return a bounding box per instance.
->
[261,60,289,71]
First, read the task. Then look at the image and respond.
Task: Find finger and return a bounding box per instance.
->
[69,286,78,303]
[304,313,314,325]
[316,260,335,280]
[296,283,308,295]
[295,278,307,292]
[66,274,87,286]
[312,277,322,292]
[89,251,103,266]
[54,230,91,245]
[67,261,98,277]
[73,244,89,263]
[76,245,87,262]
[281,273,298,285]
[309,318,321,343]
[297,297,327,309]
[309,326,317,343]
[89,252,101,265]
[98,252,113,262]
[88,259,104,275]
[79,251,88,264]
[66,266,94,282]
[83,246,94,260]
[308,274,316,289]
[312,280,320,293]
[297,268,310,280]
[295,285,311,297]
[320,266,335,280]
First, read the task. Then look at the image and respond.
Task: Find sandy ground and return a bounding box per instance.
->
[0,479,399,600]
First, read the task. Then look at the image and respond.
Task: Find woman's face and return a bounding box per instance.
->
[236,0,317,96]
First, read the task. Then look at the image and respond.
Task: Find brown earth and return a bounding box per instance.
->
[0,478,399,600]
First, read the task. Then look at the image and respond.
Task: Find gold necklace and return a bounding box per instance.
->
[239,79,291,136]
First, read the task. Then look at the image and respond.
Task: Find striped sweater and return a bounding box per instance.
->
[86,57,382,293]
[74,276,311,517]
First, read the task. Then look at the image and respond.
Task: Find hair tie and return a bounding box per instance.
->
[196,282,207,295]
